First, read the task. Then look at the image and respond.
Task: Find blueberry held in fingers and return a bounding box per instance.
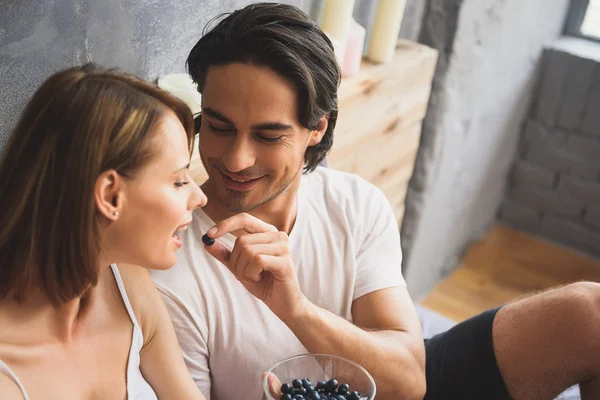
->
[202,233,215,246]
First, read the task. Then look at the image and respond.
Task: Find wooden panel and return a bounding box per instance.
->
[189,40,439,224]
[421,224,600,322]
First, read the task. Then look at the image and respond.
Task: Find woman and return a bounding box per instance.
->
[0,64,207,399]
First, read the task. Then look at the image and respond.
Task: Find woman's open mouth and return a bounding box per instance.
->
[171,222,190,248]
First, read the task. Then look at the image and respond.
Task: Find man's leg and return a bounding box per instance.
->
[424,307,510,400]
[494,281,600,399]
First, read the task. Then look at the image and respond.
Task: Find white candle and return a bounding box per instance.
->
[367,0,406,64]
[319,0,356,65]
[157,73,202,116]
[325,32,344,69]
[342,19,366,77]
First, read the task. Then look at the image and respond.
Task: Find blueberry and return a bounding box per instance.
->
[298,387,307,395]
[201,233,215,246]
[280,395,292,400]
[309,391,321,400]
[324,379,338,393]
[316,380,326,390]
[281,383,291,394]
[348,391,361,400]
[337,383,350,395]
[335,396,346,400]
[292,395,304,400]
[302,378,312,389]
[292,379,303,389]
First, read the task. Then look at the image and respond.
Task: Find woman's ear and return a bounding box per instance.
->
[308,114,329,147]
[95,170,122,221]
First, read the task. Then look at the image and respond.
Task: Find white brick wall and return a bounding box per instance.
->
[500,46,600,259]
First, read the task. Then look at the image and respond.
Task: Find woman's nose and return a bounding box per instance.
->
[189,178,208,210]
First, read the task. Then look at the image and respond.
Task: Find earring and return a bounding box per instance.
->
[113,211,119,217]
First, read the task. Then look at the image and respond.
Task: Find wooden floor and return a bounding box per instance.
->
[420,224,600,322]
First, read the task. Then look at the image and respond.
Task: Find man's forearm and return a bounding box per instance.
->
[282,299,426,400]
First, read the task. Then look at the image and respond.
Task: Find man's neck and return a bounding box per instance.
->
[200,177,301,234]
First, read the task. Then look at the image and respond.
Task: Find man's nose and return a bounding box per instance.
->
[222,135,256,173]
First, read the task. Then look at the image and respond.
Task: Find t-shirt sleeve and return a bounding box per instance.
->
[156,287,212,399]
[353,184,406,300]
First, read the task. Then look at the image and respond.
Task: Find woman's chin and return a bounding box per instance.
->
[154,257,177,271]
[140,254,177,271]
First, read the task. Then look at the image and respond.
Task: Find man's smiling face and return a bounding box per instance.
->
[198,62,319,213]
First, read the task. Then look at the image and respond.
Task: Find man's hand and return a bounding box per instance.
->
[261,371,282,399]
[203,213,307,320]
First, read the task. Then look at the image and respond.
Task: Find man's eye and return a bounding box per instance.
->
[259,135,283,143]
[208,123,232,133]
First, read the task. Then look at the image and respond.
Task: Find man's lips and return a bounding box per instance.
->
[219,170,264,191]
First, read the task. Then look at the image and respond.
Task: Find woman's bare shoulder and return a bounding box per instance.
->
[0,372,25,400]
[111,264,164,344]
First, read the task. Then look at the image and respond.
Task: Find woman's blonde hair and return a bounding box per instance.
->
[0,63,195,306]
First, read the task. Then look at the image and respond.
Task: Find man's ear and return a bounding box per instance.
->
[95,170,123,221]
[308,114,329,147]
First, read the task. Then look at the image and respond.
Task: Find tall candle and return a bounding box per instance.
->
[342,19,366,77]
[367,0,406,64]
[325,33,344,69]
[319,0,356,65]
[157,73,202,116]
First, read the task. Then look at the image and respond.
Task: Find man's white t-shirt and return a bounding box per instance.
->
[150,167,406,399]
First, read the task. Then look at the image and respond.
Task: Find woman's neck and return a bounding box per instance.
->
[0,280,98,345]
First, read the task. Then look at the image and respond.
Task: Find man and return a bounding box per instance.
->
[150,3,600,399]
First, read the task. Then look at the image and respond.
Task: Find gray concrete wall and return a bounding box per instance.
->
[402,0,571,299]
[0,0,319,149]
[500,37,600,259]
[0,0,426,150]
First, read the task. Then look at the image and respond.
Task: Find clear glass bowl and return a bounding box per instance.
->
[263,353,376,399]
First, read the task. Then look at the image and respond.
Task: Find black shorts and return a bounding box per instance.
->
[423,307,511,400]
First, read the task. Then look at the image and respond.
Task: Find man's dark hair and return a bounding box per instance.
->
[187,2,341,173]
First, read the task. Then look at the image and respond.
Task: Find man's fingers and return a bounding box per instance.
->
[236,232,280,245]
[229,233,278,270]
[230,231,286,276]
[235,243,288,282]
[208,213,277,238]
[263,371,282,397]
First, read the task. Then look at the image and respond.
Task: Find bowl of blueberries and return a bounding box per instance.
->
[263,353,376,400]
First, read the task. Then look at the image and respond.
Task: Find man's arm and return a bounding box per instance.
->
[204,212,426,400]
[117,264,206,400]
[284,287,426,400]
